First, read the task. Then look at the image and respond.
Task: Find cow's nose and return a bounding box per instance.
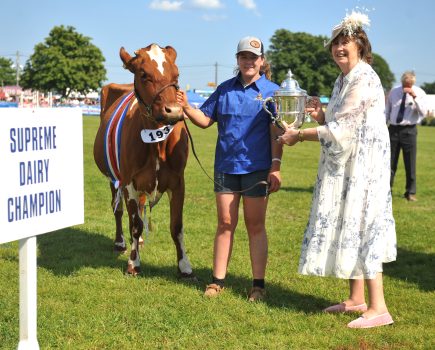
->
[164,104,183,115]
[162,104,184,121]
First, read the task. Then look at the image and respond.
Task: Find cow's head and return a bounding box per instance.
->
[120,44,184,125]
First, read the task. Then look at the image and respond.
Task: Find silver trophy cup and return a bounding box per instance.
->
[263,69,312,130]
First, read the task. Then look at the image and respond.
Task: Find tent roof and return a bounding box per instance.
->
[186,90,206,103]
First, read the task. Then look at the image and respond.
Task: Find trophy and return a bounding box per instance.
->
[263,69,313,130]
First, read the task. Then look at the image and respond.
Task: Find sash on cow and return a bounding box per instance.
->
[104,91,135,188]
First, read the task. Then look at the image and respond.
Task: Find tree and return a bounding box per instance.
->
[267,29,395,96]
[0,57,16,86]
[420,81,435,94]
[372,53,395,91]
[20,25,106,98]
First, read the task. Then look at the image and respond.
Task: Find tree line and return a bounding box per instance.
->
[1,26,435,98]
[1,26,106,99]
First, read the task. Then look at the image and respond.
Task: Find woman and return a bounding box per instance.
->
[278,12,397,328]
[177,36,283,301]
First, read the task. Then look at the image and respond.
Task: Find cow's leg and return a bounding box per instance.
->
[167,183,195,279]
[110,183,126,253]
[125,184,143,276]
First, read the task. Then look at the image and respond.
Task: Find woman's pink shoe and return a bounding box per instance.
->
[323,303,368,313]
[347,312,394,328]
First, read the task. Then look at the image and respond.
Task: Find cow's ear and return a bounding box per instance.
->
[165,46,177,61]
[120,47,135,73]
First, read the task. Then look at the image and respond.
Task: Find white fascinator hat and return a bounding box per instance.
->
[324,11,371,49]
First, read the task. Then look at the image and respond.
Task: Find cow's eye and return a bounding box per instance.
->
[141,72,147,80]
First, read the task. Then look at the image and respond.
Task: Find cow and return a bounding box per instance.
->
[93,44,194,278]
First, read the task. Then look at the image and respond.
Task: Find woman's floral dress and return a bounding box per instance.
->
[298,61,397,279]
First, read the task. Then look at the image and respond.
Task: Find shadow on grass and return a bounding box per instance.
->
[383,247,435,292]
[226,275,330,313]
[280,186,314,193]
[37,227,198,283]
[38,227,122,274]
[37,227,328,314]
[186,267,330,313]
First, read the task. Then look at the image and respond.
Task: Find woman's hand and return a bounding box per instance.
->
[276,126,299,146]
[305,97,325,125]
[306,106,325,125]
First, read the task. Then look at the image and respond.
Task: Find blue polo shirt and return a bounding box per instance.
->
[200,74,279,174]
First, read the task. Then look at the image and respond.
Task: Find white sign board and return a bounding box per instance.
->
[0,108,84,244]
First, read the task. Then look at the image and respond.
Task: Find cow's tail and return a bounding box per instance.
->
[142,206,151,239]
[139,195,152,244]
[113,186,123,213]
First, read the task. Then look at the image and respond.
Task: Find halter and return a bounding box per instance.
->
[134,79,179,119]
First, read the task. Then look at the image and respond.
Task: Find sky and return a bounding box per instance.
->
[1,0,434,92]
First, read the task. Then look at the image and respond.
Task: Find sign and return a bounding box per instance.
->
[0,108,84,244]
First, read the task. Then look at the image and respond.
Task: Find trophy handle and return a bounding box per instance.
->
[263,96,282,128]
[263,96,286,131]
[262,97,274,118]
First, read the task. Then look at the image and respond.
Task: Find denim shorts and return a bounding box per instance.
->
[214,170,269,197]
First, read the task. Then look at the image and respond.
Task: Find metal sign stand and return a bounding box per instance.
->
[17,236,40,350]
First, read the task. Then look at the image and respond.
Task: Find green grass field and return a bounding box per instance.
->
[1,116,434,349]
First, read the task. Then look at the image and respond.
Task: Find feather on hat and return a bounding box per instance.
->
[324,11,370,48]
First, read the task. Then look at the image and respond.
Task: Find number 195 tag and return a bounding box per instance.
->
[141,125,175,143]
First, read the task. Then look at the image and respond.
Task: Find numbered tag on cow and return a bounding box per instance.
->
[141,124,175,143]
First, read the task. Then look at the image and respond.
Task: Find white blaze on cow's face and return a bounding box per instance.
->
[147,44,166,76]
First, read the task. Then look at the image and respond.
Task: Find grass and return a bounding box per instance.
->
[1,116,434,349]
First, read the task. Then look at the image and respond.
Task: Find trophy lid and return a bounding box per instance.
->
[274,69,307,97]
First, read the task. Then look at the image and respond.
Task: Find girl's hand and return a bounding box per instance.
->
[268,170,281,193]
[176,90,189,108]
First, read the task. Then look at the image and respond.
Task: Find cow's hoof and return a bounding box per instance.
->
[179,272,198,282]
[126,264,141,276]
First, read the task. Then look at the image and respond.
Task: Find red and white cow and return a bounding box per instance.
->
[93,44,193,277]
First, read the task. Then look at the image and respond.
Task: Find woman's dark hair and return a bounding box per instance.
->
[330,28,373,65]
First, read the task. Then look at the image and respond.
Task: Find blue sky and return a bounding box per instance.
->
[1,0,434,91]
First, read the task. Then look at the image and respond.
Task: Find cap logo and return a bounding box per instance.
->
[250,40,260,48]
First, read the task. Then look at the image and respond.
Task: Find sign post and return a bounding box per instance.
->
[18,236,39,350]
[0,108,84,349]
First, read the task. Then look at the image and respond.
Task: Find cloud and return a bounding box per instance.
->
[201,14,228,21]
[238,0,257,11]
[149,0,183,11]
[191,0,223,9]
[237,0,260,16]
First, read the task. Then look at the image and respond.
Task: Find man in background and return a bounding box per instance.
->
[386,71,428,201]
